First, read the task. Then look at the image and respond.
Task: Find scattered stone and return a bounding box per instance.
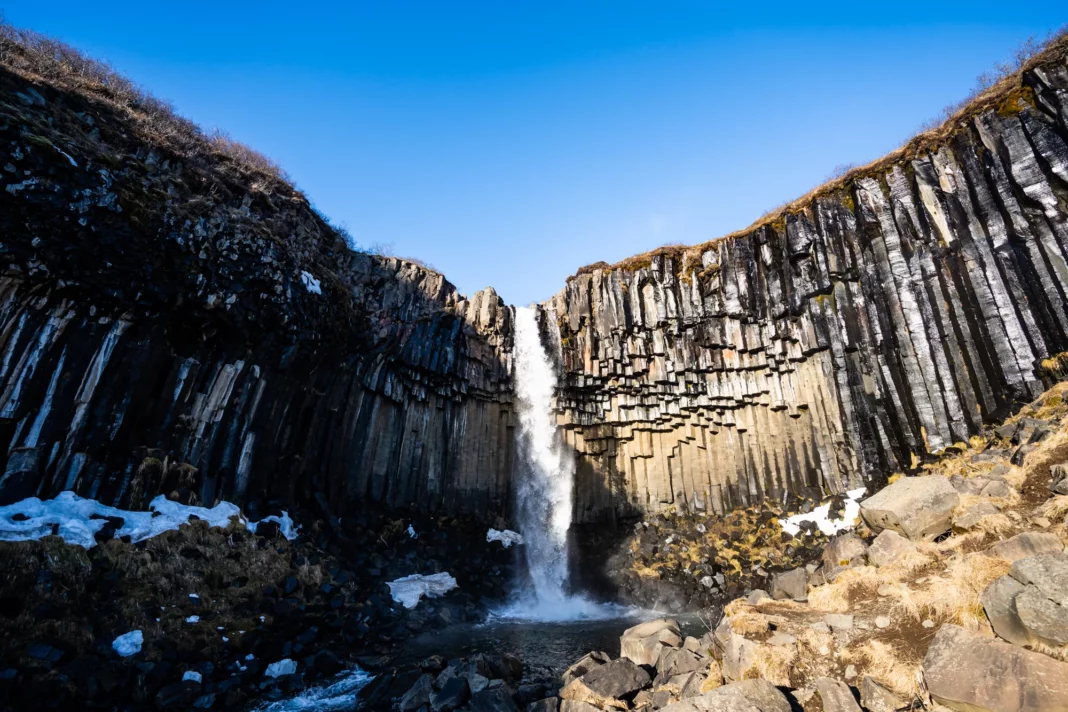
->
[432,676,471,712]
[1051,463,1068,496]
[770,568,808,602]
[766,632,797,647]
[1033,516,1052,529]
[822,532,867,571]
[922,619,935,629]
[987,533,1063,563]
[867,529,917,567]
[746,590,770,605]
[526,698,559,712]
[950,474,989,495]
[620,619,682,666]
[875,616,890,629]
[470,687,519,712]
[824,614,854,632]
[924,624,1068,711]
[399,673,434,712]
[859,476,959,541]
[980,480,1014,499]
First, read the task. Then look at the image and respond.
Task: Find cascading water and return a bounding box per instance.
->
[496,306,616,621]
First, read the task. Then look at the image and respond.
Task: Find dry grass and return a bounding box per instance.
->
[807,566,885,612]
[906,554,1008,630]
[1038,495,1068,522]
[841,639,923,699]
[741,644,796,687]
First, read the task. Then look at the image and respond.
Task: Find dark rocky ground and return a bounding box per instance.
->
[0,503,517,711]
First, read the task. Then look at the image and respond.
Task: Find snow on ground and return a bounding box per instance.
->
[250,512,300,541]
[779,487,867,537]
[299,271,322,295]
[186,616,200,624]
[0,491,299,548]
[253,667,374,712]
[406,524,418,539]
[112,631,142,657]
[386,572,457,609]
[183,671,202,683]
[265,659,298,678]
[486,528,523,548]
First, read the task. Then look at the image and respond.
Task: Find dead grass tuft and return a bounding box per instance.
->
[807,566,884,612]
[841,639,923,699]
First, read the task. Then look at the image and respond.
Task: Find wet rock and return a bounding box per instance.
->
[620,618,682,666]
[859,476,959,541]
[770,568,808,601]
[924,624,1068,711]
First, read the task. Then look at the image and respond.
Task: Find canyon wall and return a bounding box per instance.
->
[0,66,515,516]
[551,53,1068,522]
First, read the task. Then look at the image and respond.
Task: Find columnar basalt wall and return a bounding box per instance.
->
[0,65,515,516]
[551,54,1068,522]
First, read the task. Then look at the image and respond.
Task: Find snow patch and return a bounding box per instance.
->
[299,271,322,295]
[780,487,867,537]
[406,524,418,539]
[0,492,297,548]
[250,512,300,541]
[265,659,298,678]
[183,670,202,684]
[112,630,142,657]
[486,529,523,548]
[386,572,457,609]
[186,615,200,624]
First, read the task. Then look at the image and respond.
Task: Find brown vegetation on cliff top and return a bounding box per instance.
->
[573,25,1068,279]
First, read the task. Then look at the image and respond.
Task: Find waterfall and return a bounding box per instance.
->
[499,306,615,621]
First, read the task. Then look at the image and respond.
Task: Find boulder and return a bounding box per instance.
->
[859,476,959,541]
[658,680,791,712]
[950,474,990,495]
[986,532,1063,563]
[526,699,559,712]
[470,687,519,712]
[620,619,682,666]
[1051,463,1068,496]
[770,568,808,602]
[801,678,862,712]
[1015,585,1068,646]
[860,676,905,712]
[866,529,917,567]
[981,480,1014,499]
[1010,551,1068,606]
[822,533,868,570]
[980,575,1032,646]
[923,624,1068,711]
[432,676,471,712]
[398,674,434,712]
[561,651,610,686]
[952,501,1001,531]
[746,590,771,605]
[578,659,651,701]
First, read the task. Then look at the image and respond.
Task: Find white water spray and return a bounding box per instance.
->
[497,306,617,621]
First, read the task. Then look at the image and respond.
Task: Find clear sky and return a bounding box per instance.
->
[4,3,1066,305]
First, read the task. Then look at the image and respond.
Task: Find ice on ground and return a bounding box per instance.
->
[190,593,199,599]
[250,512,300,541]
[183,670,202,683]
[299,271,322,295]
[779,487,867,537]
[386,572,457,609]
[186,615,200,624]
[0,491,298,548]
[112,630,143,657]
[253,667,373,712]
[265,659,298,678]
[486,529,523,548]
[406,524,418,539]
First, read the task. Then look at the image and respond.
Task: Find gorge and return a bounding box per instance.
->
[3,18,1068,712]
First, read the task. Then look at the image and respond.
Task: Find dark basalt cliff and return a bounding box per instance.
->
[0,64,515,516]
[552,47,1068,522]
[4,33,1068,526]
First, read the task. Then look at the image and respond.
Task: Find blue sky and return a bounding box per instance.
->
[4,3,1066,305]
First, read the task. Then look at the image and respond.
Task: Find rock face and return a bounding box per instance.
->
[923,624,1068,712]
[547,49,1068,521]
[6,33,1068,527]
[0,65,515,517]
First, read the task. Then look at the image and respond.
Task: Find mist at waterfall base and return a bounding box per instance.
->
[492,306,622,622]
